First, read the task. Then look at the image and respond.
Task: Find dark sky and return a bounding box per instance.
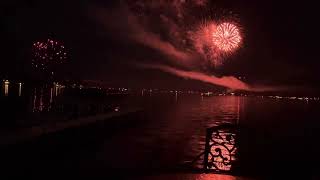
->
[1,0,320,91]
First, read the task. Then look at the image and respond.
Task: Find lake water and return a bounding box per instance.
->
[1,90,320,177]
[102,95,320,174]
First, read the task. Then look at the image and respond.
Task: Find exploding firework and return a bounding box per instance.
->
[32,39,67,70]
[191,21,221,66]
[190,21,242,67]
[212,22,241,52]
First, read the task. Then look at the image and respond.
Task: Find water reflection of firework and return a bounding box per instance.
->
[32,39,67,71]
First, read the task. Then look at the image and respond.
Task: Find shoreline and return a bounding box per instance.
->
[0,108,143,146]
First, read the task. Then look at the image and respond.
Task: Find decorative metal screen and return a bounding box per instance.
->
[203,124,238,172]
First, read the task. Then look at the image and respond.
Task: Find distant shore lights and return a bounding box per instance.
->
[2,81,24,96]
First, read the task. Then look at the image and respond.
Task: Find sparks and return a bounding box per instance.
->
[32,39,67,71]
[212,22,241,52]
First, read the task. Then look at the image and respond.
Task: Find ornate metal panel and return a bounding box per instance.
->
[203,124,238,172]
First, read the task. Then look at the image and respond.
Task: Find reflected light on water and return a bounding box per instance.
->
[4,80,9,96]
[200,96,242,126]
[18,83,22,97]
[195,173,237,180]
[32,87,53,112]
[32,83,65,112]
[145,173,241,180]
[54,82,58,96]
[175,91,178,102]
[33,88,37,112]
[53,82,64,96]
[207,130,237,171]
[39,89,44,111]
[50,88,53,103]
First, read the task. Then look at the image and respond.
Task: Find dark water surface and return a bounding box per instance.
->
[1,94,320,177]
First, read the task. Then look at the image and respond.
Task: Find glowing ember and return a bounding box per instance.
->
[212,23,241,52]
[32,39,67,70]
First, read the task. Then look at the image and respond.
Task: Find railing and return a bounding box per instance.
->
[189,123,239,174]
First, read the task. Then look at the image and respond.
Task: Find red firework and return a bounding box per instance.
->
[212,22,241,52]
[32,39,67,70]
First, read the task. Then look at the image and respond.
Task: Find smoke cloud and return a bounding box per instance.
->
[139,64,286,92]
[127,14,192,62]
[140,64,250,90]
[93,1,281,92]
[93,4,194,67]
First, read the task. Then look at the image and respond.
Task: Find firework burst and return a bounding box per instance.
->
[212,22,241,52]
[32,39,67,71]
[190,20,242,67]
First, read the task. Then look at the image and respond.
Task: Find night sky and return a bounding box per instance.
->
[1,0,320,92]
